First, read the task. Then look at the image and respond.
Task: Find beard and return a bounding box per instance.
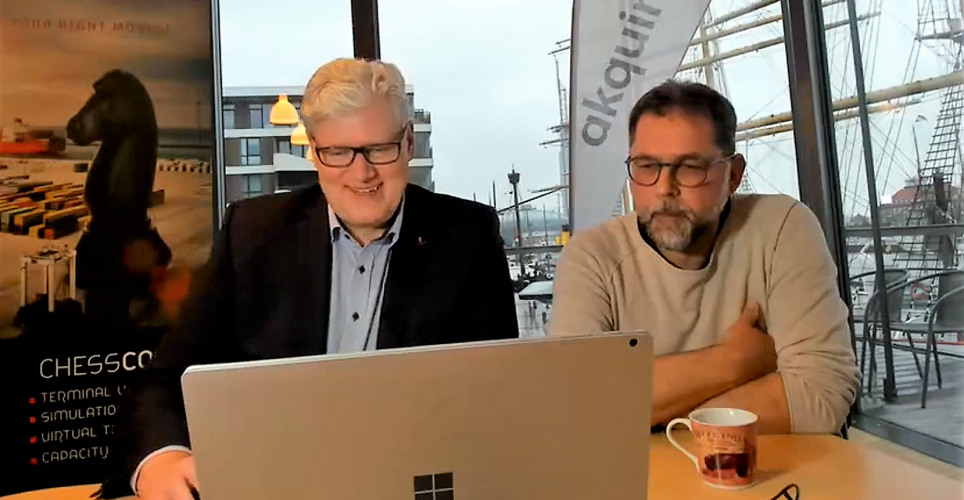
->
[637,199,725,252]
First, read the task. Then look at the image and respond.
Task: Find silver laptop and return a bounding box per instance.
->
[181,332,653,500]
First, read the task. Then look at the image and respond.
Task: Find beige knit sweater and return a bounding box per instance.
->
[548,194,859,434]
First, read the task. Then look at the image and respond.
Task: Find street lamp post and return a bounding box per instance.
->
[508,168,525,279]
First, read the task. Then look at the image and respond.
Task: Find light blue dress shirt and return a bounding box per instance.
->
[325,199,405,353]
[130,200,408,493]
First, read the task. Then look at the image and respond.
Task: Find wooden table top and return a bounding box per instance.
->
[4,434,962,500]
[649,433,963,499]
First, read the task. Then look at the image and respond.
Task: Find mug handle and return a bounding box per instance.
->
[666,418,700,473]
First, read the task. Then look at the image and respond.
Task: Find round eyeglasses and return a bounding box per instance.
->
[626,153,737,187]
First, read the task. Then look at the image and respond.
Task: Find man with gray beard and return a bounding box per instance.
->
[548,81,858,436]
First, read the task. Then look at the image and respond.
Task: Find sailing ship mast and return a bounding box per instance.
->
[891,0,964,271]
[682,0,960,223]
[681,2,960,138]
[536,0,961,231]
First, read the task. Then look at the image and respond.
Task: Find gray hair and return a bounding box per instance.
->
[301,58,409,136]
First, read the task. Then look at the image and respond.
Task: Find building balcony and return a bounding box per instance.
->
[412,109,431,124]
[274,152,314,172]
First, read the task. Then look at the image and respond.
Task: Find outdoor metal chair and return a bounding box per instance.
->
[864,269,964,408]
[856,269,909,394]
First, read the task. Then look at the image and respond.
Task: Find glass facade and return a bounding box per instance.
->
[379,0,570,210]
[213,0,964,463]
[379,0,572,337]
[821,0,964,456]
[676,0,801,199]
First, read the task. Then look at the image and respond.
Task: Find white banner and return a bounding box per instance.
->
[569,0,711,232]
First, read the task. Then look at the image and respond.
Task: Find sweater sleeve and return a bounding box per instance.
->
[547,234,615,336]
[768,202,860,434]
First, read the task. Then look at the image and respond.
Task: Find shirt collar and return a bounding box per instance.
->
[328,195,406,246]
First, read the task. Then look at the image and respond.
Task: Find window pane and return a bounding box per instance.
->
[241,174,263,199]
[218,0,352,206]
[381,0,808,336]
[824,1,964,451]
[223,105,235,129]
[262,105,272,128]
[219,0,352,86]
[674,1,800,199]
[249,105,263,128]
[239,138,260,166]
[415,131,431,158]
[277,171,317,190]
[277,139,292,154]
[380,0,571,338]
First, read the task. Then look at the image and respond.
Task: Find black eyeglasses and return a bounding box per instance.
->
[313,123,410,168]
[625,153,736,187]
[770,483,800,500]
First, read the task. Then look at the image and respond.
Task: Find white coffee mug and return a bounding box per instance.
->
[666,408,759,489]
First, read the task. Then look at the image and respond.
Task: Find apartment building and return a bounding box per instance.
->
[221,85,434,204]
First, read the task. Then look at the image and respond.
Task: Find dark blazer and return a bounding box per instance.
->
[98,183,519,498]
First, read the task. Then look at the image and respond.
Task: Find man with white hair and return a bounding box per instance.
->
[98,58,519,500]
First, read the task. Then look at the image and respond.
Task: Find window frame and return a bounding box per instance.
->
[223,104,235,129]
[240,137,261,165]
[241,174,263,199]
[248,104,264,129]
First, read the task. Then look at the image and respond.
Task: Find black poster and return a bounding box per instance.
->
[0,329,164,496]
[0,0,217,495]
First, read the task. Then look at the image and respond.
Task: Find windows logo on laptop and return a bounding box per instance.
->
[414,472,454,500]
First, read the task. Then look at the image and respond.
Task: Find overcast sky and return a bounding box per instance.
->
[219,0,570,212]
[218,0,958,217]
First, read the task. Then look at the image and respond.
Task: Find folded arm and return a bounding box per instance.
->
[548,239,765,426]
[758,203,860,434]
[700,372,791,434]
[651,346,755,425]
[702,204,858,435]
